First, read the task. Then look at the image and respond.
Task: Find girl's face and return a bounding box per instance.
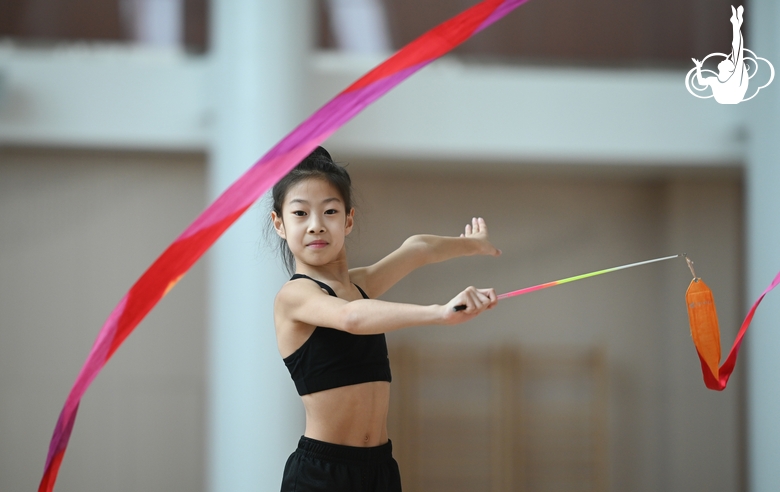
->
[272,178,354,269]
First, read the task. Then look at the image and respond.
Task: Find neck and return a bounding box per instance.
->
[294,249,350,285]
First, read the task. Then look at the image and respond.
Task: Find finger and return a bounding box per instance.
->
[465,223,472,236]
[470,293,486,310]
[473,289,493,311]
[478,287,496,300]
[475,289,490,304]
[476,296,491,311]
[472,217,479,234]
[486,289,498,307]
[462,297,476,313]
[477,217,486,234]
[475,288,496,308]
[466,286,481,311]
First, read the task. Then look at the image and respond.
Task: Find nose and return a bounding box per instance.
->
[308,215,325,234]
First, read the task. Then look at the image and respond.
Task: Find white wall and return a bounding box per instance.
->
[746,0,780,490]
[0,148,207,492]
[0,45,743,166]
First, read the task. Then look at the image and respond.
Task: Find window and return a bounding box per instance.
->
[318,0,743,67]
[0,0,208,52]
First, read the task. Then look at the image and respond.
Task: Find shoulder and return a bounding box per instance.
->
[275,277,328,311]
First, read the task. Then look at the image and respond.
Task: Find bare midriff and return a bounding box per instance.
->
[301,381,390,447]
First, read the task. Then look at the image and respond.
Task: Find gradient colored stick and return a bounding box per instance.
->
[497,254,682,300]
[454,254,682,311]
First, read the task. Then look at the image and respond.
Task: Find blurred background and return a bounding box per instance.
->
[1,0,778,491]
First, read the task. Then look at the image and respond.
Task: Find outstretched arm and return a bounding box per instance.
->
[349,217,501,298]
[276,278,497,340]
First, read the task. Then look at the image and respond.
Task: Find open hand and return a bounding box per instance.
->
[459,217,501,257]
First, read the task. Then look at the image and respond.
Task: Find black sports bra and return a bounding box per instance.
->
[282,274,392,396]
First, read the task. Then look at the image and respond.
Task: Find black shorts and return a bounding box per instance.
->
[280,436,402,492]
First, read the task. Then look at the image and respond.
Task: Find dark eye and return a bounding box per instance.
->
[325,209,339,215]
[292,210,307,217]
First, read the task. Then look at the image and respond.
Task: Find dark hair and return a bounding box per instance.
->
[271,146,353,274]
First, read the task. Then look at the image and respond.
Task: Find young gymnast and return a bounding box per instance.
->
[271,147,501,491]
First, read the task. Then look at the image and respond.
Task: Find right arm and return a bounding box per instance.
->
[275,279,497,336]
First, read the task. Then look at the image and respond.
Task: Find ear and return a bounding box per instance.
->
[271,211,286,239]
[344,208,355,236]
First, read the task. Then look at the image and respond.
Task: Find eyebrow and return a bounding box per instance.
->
[288,197,342,205]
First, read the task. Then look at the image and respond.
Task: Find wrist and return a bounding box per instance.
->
[463,236,490,256]
[431,304,448,325]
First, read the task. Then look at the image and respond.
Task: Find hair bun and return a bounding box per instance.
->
[309,146,332,161]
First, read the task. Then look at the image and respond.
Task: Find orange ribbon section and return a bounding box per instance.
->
[686,279,722,382]
[686,270,780,391]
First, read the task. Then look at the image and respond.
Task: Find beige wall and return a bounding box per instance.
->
[0,148,207,492]
[0,148,743,492]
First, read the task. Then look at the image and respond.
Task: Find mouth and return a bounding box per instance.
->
[307,240,329,249]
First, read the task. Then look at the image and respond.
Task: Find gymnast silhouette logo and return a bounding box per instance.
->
[685,5,774,104]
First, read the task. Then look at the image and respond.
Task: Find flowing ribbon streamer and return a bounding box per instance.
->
[38,1,531,491]
[686,269,780,391]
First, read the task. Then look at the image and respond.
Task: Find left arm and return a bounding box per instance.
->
[350,217,501,298]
